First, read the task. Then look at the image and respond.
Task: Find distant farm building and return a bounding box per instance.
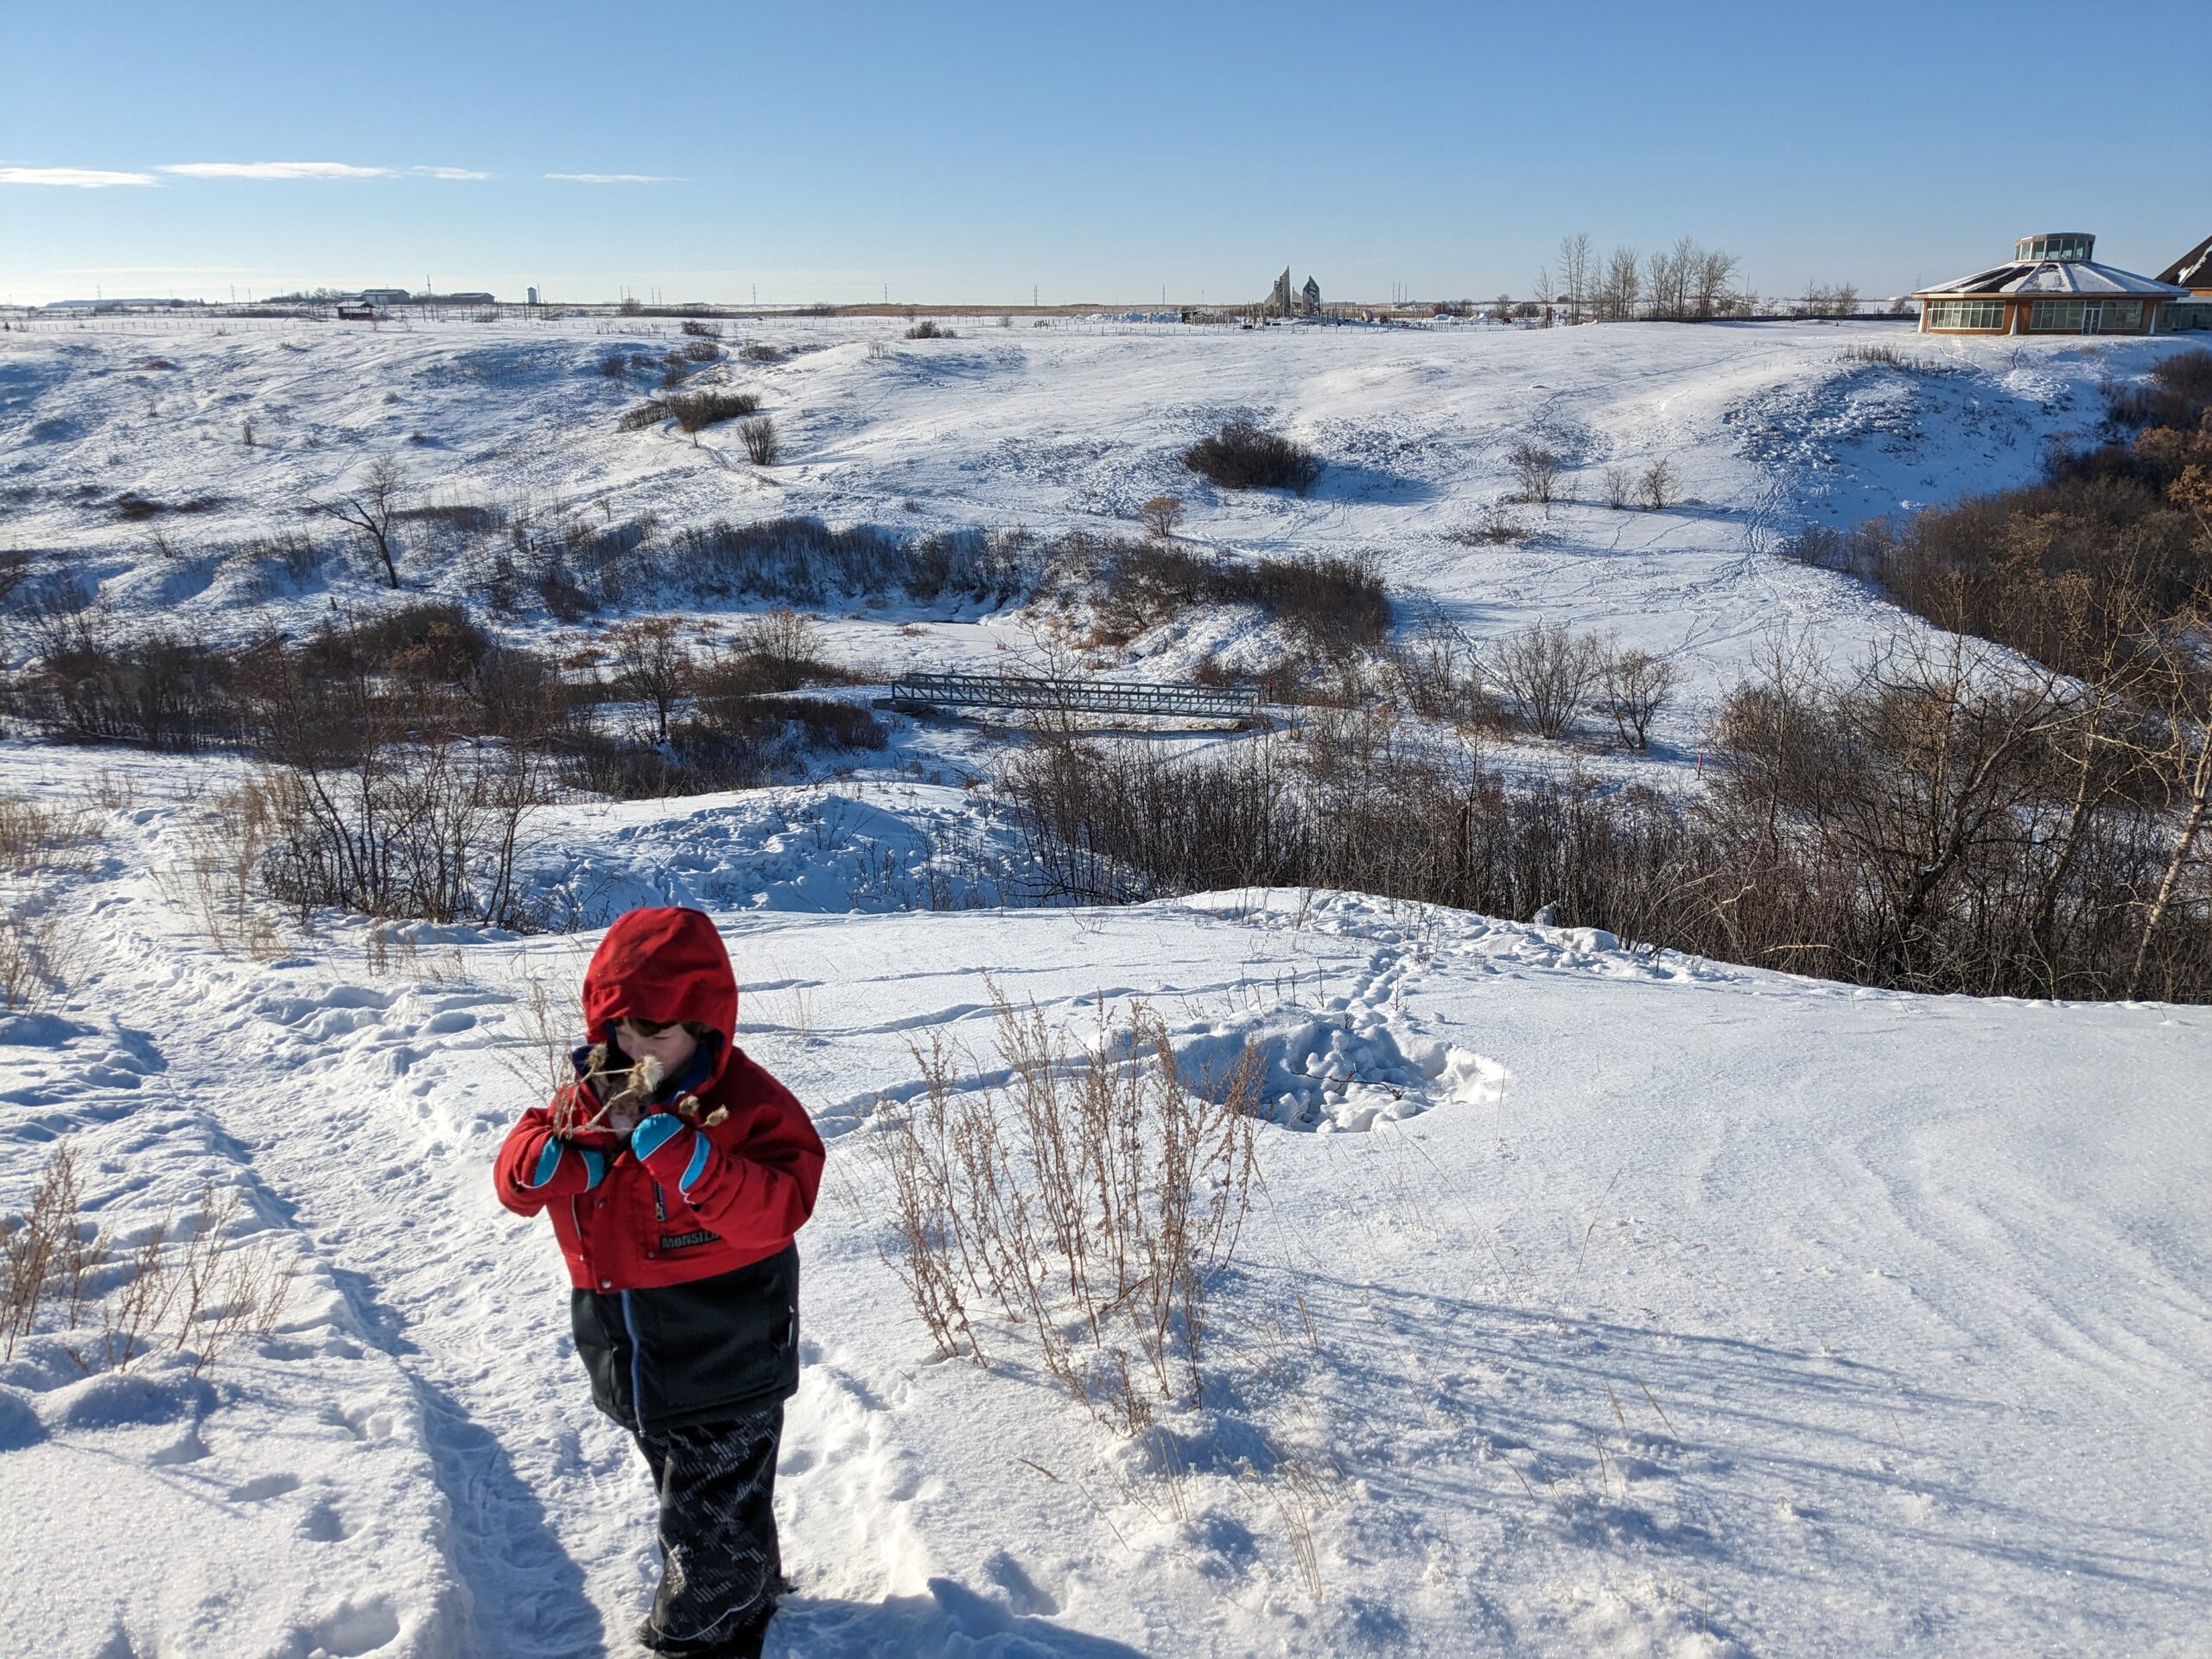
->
[359,288,410,306]
[1913,234,2190,335]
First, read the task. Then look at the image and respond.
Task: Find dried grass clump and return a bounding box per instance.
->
[870,994,1262,1434]
[3,1147,293,1377]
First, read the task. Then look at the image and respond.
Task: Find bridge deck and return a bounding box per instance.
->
[881,672,1260,722]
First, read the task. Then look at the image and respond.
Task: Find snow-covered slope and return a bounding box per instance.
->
[1,747,2206,1658]
[1,315,2185,714]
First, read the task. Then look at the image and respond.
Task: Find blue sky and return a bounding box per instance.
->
[3,0,2204,306]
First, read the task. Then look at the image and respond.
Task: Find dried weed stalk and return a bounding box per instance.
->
[4,1148,292,1376]
[870,994,1262,1433]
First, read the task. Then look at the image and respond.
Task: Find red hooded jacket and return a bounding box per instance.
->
[493,906,824,1293]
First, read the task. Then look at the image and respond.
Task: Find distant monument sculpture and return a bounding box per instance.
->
[1258,269,1322,319]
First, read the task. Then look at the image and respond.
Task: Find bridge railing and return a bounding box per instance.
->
[880,672,1260,723]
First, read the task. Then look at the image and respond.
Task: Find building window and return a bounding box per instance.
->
[1925,300,2005,330]
[2098,301,2142,331]
[2164,302,2211,332]
[2030,300,2086,332]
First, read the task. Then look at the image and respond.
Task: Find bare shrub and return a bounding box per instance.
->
[253,715,553,930]
[597,352,631,378]
[1182,421,1323,494]
[1601,466,1636,511]
[1637,458,1676,511]
[1389,610,1489,725]
[869,995,1262,1432]
[1598,644,1681,751]
[679,320,721,339]
[904,319,955,340]
[1445,502,1530,547]
[1508,442,1565,507]
[607,616,695,743]
[737,343,782,363]
[1489,621,1604,739]
[1138,494,1185,540]
[729,607,823,685]
[680,337,721,364]
[737,415,780,466]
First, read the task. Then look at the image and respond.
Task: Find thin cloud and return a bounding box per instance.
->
[161,161,394,180]
[414,165,489,180]
[545,172,678,185]
[0,166,157,188]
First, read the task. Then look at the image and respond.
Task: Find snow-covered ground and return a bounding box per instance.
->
[3,745,2207,1659]
[3,318,2209,1657]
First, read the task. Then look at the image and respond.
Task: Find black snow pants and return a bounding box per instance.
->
[632,1402,785,1656]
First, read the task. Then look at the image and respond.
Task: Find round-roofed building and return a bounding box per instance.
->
[1914,233,2190,335]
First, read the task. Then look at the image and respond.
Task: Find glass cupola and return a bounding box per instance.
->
[2017,233,2094,264]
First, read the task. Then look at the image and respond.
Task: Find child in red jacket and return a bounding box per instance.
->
[495,906,825,1659]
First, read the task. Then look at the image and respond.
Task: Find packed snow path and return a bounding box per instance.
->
[2,754,2209,1656]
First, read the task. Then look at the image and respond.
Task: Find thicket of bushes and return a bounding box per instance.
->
[1000,623,2212,1002]
[1182,420,1323,494]
[0,600,889,925]
[618,389,762,435]
[1786,363,2211,684]
[1084,541,1390,656]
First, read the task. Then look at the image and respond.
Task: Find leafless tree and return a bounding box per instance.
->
[1490,620,1604,739]
[1557,233,1593,324]
[1138,494,1185,540]
[1645,238,1692,321]
[1599,643,1682,751]
[315,455,407,589]
[1599,245,1641,321]
[2130,602,2212,996]
[608,616,693,743]
[1638,458,1677,511]
[1694,247,1742,319]
[1601,466,1636,511]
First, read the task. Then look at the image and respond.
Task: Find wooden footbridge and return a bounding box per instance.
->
[879,672,1262,726]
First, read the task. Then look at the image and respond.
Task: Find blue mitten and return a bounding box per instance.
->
[631,1113,713,1198]
[522,1138,607,1196]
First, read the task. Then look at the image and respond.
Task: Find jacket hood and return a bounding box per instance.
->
[582,906,740,1089]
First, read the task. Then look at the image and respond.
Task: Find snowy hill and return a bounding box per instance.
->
[3,316,2209,1657]
[1,314,2183,717]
